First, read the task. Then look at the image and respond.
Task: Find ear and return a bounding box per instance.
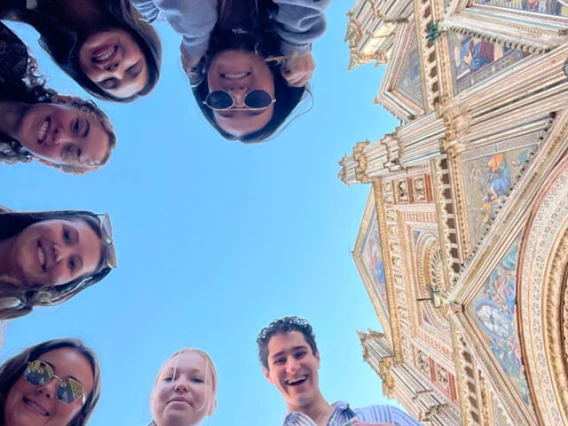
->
[49,95,74,105]
[262,367,274,385]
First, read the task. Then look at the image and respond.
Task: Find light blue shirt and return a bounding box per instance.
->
[282,401,423,426]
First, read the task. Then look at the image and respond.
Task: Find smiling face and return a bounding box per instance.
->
[3,348,94,426]
[79,29,149,99]
[262,331,321,411]
[10,218,102,288]
[151,351,215,426]
[207,50,275,138]
[17,100,110,170]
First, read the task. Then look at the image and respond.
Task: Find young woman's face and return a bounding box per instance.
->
[18,99,111,171]
[207,50,275,138]
[79,29,149,99]
[3,348,94,426]
[151,351,215,426]
[10,218,102,288]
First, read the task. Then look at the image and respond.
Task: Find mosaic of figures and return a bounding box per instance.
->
[474,0,568,17]
[395,32,424,108]
[461,137,538,247]
[448,32,529,93]
[469,237,532,407]
[361,207,390,320]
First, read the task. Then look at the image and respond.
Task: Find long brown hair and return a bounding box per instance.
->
[0,338,101,426]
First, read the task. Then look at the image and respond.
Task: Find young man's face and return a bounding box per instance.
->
[262,331,320,410]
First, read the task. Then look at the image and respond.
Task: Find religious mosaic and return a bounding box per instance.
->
[394,33,424,108]
[469,237,532,407]
[448,32,529,93]
[461,136,538,247]
[361,207,390,320]
[474,0,568,17]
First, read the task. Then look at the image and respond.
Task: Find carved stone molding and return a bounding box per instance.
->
[518,155,568,426]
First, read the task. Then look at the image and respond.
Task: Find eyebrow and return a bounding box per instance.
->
[271,345,308,359]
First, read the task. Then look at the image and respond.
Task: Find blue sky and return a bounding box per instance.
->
[2,2,403,425]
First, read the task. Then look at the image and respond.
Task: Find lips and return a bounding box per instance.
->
[221,71,251,79]
[37,118,51,145]
[169,396,192,406]
[23,397,49,417]
[37,242,46,271]
[91,44,118,65]
[285,375,308,386]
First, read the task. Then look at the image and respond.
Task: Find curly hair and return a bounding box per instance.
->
[0,338,101,426]
[0,209,114,320]
[256,316,318,370]
[0,55,117,173]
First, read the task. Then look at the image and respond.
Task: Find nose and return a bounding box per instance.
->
[105,60,119,72]
[37,378,57,399]
[285,358,300,374]
[174,379,189,393]
[53,244,72,263]
[227,87,247,106]
[52,126,71,145]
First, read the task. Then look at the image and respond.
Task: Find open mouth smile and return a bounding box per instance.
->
[92,45,118,65]
[286,375,308,386]
[37,241,47,271]
[37,118,51,145]
[23,397,49,417]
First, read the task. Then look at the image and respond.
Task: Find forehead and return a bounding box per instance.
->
[267,331,309,356]
[162,351,207,372]
[37,348,94,392]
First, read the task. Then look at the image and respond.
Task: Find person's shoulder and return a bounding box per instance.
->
[352,404,423,425]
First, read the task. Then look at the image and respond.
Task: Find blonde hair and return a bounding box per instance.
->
[149,348,218,426]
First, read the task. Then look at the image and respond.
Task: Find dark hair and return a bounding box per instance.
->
[0,209,113,320]
[0,338,101,426]
[0,55,117,173]
[256,316,318,370]
[6,0,162,103]
[191,5,307,143]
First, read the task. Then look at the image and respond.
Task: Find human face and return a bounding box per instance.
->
[151,351,215,426]
[17,100,110,170]
[262,331,320,410]
[207,50,275,138]
[3,348,94,426]
[11,219,102,288]
[79,29,149,99]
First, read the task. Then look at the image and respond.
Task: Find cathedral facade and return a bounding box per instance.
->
[341,0,568,424]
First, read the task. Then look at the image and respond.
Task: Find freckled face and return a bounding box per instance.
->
[263,332,320,410]
[151,352,215,426]
[10,219,102,288]
[3,348,94,426]
[207,50,275,138]
[79,29,149,99]
[18,103,110,170]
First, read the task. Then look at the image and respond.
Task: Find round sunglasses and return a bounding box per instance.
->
[24,360,85,404]
[203,90,276,111]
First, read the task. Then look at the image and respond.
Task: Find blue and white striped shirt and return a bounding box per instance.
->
[282,401,423,426]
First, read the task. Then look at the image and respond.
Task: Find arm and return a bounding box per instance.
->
[131,0,218,58]
[273,0,331,56]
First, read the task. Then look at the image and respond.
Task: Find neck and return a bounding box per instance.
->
[0,101,25,142]
[0,237,21,285]
[288,392,333,426]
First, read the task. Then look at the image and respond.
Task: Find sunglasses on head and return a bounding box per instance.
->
[24,361,85,405]
[203,90,276,111]
[97,213,118,269]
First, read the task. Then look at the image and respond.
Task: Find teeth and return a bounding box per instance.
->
[224,72,249,79]
[38,246,46,267]
[38,120,49,142]
[287,375,307,385]
[26,400,48,416]
[94,47,115,62]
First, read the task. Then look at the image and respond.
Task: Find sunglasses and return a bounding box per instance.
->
[97,213,118,269]
[24,361,85,405]
[203,90,276,111]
